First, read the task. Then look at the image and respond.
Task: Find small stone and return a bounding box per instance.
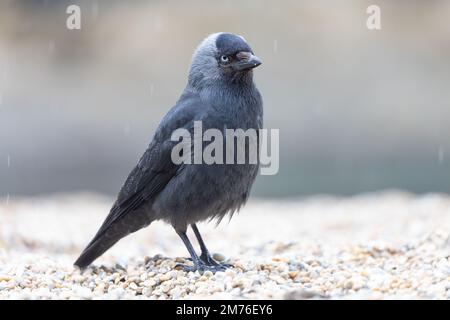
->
[115,263,126,271]
[272,257,289,262]
[301,277,311,283]
[161,284,171,293]
[285,289,321,300]
[114,275,126,285]
[0,275,12,282]
[142,279,156,287]
[159,273,172,282]
[212,253,226,262]
[73,285,93,299]
[128,282,138,290]
[344,280,354,289]
[232,279,245,288]
[203,271,213,278]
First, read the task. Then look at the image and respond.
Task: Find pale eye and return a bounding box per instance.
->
[220,55,229,63]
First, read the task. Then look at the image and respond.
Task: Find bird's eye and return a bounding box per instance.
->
[220,55,229,63]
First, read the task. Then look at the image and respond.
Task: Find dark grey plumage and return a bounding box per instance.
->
[74,32,263,272]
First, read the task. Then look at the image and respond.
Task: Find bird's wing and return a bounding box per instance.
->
[83,141,177,248]
[84,91,205,247]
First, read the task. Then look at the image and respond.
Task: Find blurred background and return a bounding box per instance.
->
[0,0,449,200]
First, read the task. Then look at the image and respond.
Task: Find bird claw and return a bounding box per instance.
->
[199,253,233,269]
[181,254,233,270]
[216,262,234,268]
[174,260,231,274]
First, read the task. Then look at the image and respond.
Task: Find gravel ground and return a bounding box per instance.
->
[0,191,449,299]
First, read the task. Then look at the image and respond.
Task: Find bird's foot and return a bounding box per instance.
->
[175,259,230,274]
[200,253,233,269]
[185,256,233,268]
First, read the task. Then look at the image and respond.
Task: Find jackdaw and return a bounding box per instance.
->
[74,32,263,272]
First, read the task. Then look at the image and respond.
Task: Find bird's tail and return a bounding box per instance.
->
[74,234,122,269]
[74,210,153,269]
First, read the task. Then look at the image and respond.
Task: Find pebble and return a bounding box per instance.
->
[212,253,226,262]
[0,275,12,282]
[159,273,172,282]
[1,192,450,299]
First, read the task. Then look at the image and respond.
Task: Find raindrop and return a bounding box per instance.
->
[273,40,278,53]
[153,15,163,31]
[92,1,99,20]
[150,83,154,97]
[7,154,10,167]
[2,65,7,83]
[124,122,131,136]
[0,92,2,106]
[48,40,55,55]
[6,193,9,205]
[438,147,445,165]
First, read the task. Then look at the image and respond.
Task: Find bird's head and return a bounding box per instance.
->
[188,32,262,88]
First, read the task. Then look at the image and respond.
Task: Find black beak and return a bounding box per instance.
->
[232,52,262,71]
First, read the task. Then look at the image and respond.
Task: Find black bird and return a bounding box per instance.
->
[74,33,263,273]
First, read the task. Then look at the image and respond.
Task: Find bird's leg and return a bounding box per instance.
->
[176,230,205,272]
[191,223,216,265]
[175,228,230,274]
[191,224,232,269]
